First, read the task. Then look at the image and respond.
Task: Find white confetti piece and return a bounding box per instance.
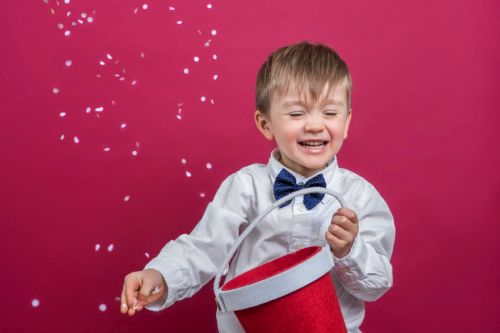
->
[168,6,175,11]
[210,99,215,104]
[200,192,206,198]
[32,299,40,308]
[99,304,107,312]
[111,100,116,106]
[120,123,127,129]
[73,136,79,144]
[212,54,218,60]
[85,107,91,114]
[95,106,104,112]
[134,8,138,14]
[71,22,77,26]
[183,68,189,74]
[185,171,192,177]
[207,4,213,9]
[176,20,183,25]
[142,3,148,10]
[64,30,71,36]
[66,11,71,17]
[131,80,137,86]
[77,19,84,24]
[194,56,199,62]
[60,134,65,140]
[65,60,72,67]
[106,53,112,60]
[64,0,70,4]
[181,158,187,164]
[99,60,105,66]
[107,244,114,252]
[213,74,218,80]
[57,23,64,29]
[140,52,145,58]
[59,112,66,118]
[95,244,101,251]
[81,12,87,18]
[123,195,130,202]
[52,87,60,94]
[87,17,93,23]
[132,150,138,156]
[211,29,217,36]
[145,252,150,258]
[206,162,212,169]
[204,39,212,47]
[201,96,206,102]
[176,114,182,120]
[103,147,110,152]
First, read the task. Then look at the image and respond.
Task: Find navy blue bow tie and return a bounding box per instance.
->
[273,169,326,210]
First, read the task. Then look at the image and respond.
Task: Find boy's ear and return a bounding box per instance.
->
[343,108,352,139]
[254,110,274,141]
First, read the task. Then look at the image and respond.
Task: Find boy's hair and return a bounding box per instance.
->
[256,41,352,116]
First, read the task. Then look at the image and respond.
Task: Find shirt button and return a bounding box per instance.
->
[298,181,304,185]
[297,204,306,212]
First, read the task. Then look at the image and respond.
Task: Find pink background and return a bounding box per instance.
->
[1,0,499,332]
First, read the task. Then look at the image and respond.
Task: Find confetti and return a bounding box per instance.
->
[207,4,213,9]
[168,6,175,11]
[87,17,93,23]
[176,20,183,25]
[176,114,182,120]
[59,112,66,118]
[212,54,218,60]
[64,30,71,36]
[201,96,206,102]
[64,0,70,4]
[65,60,72,67]
[132,150,138,156]
[99,60,105,66]
[120,123,127,129]
[123,195,130,202]
[85,107,92,114]
[99,304,107,312]
[210,99,215,104]
[81,12,87,18]
[103,147,111,152]
[181,158,187,164]
[106,53,112,60]
[204,39,212,47]
[145,252,150,258]
[60,134,65,140]
[142,3,148,10]
[213,74,218,80]
[194,56,199,62]
[95,244,101,251]
[131,80,137,86]
[211,29,217,36]
[185,171,192,177]
[140,52,145,58]
[107,244,114,252]
[57,23,64,29]
[200,192,206,198]
[95,106,104,112]
[52,87,60,94]
[206,162,212,169]
[32,299,40,308]
[183,68,189,74]
[73,136,79,144]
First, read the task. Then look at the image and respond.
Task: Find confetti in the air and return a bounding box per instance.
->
[107,244,114,252]
[85,107,92,114]
[213,74,218,80]
[64,30,71,36]
[181,158,187,164]
[142,3,148,10]
[194,56,200,62]
[176,20,183,25]
[60,134,65,140]
[185,171,192,177]
[103,147,111,152]
[132,150,138,156]
[95,244,101,251]
[123,195,130,202]
[106,53,113,60]
[145,252,150,258]
[32,299,40,308]
[120,123,127,129]
[59,112,66,118]
[65,60,72,67]
[87,17,93,23]
[99,304,107,312]
[73,136,80,144]
[207,4,213,9]
[95,106,104,112]
[169,6,175,11]
[201,96,206,102]
[206,162,212,169]
[53,87,60,94]
[183,68,189,74]
[212,54,218,60]
[200,192,206,198]
[211,29,217,36]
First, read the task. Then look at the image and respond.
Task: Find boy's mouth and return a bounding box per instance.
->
[298,140,329,147]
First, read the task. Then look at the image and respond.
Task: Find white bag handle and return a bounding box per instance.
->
[213,187,346,311]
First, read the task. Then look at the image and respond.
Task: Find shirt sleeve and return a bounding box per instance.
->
[332,183,396,302]
[144,172,250,311]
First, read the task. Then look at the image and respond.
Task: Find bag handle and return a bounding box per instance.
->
[213,187,346,305]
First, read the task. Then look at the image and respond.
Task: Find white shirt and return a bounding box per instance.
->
[145,148,396,333]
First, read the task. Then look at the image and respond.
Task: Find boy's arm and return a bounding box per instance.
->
[143,172,250,311]
[331,184,396,302]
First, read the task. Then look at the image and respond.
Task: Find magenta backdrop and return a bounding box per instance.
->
[1,0,499,332]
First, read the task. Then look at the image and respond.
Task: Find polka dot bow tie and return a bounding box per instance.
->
[273,168,326,210]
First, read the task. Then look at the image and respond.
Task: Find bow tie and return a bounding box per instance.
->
[273,168,326,210]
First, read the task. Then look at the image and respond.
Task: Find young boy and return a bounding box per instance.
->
[120,41,395,333]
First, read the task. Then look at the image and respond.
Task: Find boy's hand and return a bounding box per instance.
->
[325,208,359,259]
[120,269,167,316]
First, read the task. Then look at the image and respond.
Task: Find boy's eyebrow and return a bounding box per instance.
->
[282,98,345,107]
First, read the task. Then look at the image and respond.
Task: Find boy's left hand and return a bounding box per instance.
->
[325,208,359,259]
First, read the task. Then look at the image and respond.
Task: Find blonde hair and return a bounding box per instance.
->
[256,41,352,115]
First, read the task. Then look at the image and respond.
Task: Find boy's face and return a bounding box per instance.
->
[255,82,351,178]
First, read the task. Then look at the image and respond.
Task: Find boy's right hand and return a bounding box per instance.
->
[120,269,168,316]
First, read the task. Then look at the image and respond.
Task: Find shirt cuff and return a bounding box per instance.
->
[332,234,368,281]
[143,260,180,311]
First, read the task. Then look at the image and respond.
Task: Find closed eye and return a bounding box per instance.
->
[289,111,305,117]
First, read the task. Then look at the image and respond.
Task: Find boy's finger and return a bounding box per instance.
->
[332,214,357,234]
[335,208,358,224]
[120,286,129,314]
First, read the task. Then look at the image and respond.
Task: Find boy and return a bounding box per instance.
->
[120,41,395,333]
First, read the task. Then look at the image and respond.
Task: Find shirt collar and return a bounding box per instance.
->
[267,148,338,188]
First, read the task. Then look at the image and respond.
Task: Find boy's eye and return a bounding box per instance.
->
[289,112,305,117]
[325,110,339,116]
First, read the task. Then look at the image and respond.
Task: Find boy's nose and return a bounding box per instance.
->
[304,115,325,132]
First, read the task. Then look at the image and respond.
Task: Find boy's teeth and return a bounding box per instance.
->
[301,141,325,146]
